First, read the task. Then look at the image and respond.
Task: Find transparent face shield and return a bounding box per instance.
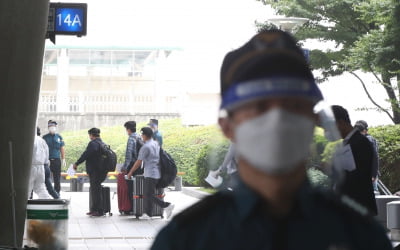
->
[204,100,346,191]
[309,101,345,190]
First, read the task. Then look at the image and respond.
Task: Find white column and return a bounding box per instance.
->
[154,50,167,112]
[56,48,70,112]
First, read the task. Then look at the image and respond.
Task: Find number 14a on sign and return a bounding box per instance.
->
[57,14,82,27]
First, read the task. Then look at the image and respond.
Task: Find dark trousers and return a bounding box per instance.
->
[44,164,59,199]
[89,171,107,213]
[144,177,169,216]
[49,158,61,193]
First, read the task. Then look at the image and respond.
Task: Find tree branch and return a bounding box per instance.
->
[349,71,395,123]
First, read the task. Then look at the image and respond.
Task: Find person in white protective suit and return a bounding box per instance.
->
[28,127,52,199]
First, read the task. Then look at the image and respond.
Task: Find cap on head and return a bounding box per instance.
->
[88,127,100,137]
[141,126,153,138]
[219,29,323,111]
[148,119,158,127]
[48,120,57,127]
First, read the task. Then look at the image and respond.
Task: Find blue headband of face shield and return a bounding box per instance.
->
[220,77,324,111]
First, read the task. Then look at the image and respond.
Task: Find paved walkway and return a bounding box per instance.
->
[26,183,203,250]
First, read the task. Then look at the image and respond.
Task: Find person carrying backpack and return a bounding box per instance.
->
[127,127,174,219]
[73,128,108,217]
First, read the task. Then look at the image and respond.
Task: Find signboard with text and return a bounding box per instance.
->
[48,3,87,37]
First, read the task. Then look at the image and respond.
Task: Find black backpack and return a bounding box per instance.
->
[97,141,117,173]
[156,148,177,188]
[135,136,144,158]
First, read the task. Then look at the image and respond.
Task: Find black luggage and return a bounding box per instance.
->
[132,175,164,219]
[101,185,112,216]
[89,185,113,216]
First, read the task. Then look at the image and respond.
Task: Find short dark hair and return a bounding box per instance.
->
[124,121,136,132]
[331,105,351,124]
[354,123,366,132]
[37,127,41,136]
[141,127,153,138]
[355,120,368,130]
[88,127,100,137]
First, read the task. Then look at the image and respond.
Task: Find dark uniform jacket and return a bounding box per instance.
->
[340,130,378,215]
[75,137,103,174]
[152,179,391,250]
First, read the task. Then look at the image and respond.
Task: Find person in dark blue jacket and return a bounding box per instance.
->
[73,128,107,217]
[151,30,392,250]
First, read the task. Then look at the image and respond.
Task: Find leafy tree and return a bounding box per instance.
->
[258,0,400,123]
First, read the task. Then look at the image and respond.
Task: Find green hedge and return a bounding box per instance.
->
[61,119,228,186]
[369,125,400,193]
[61,119,400,191]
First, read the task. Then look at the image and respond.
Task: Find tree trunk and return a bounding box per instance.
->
[382,73,400,124]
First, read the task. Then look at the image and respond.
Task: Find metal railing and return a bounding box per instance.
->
[39,91,179,113]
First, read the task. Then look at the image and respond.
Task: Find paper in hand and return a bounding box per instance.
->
[67,164,76,177]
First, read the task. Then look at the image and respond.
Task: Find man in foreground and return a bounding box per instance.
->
[151,30,391,249]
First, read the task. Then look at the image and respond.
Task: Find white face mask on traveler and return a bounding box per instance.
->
[49,126,57,134]
[235,108,315,175]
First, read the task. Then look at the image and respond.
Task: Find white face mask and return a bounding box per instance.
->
[49,126,57,134]
[235,108,315,175]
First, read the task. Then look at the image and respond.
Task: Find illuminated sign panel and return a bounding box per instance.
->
[48,3,87,36]
[55,7,84,33]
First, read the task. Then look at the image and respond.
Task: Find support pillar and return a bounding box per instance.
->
[0,0,49,247]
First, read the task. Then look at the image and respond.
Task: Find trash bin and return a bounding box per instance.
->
[70,178,77,192]
[76,177,84,192]
[375,195,400,229]
[387,201,400,241]
[174,176,182,191]
[26,199,70,250]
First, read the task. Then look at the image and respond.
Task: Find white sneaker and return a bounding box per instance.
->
[164,204,175,219]
[139,214,151,220]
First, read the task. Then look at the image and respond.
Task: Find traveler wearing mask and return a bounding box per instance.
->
[151,30,391,249]
[43,120,66,195]
[148,119,163,147]
[73,128,107,217]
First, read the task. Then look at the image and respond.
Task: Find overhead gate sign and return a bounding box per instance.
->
[47,2,87,43]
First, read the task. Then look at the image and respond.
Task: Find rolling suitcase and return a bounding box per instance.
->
[89,185,113,216]
[132,175,164,219]
[101,185,112,216]
[117,173,132,214]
